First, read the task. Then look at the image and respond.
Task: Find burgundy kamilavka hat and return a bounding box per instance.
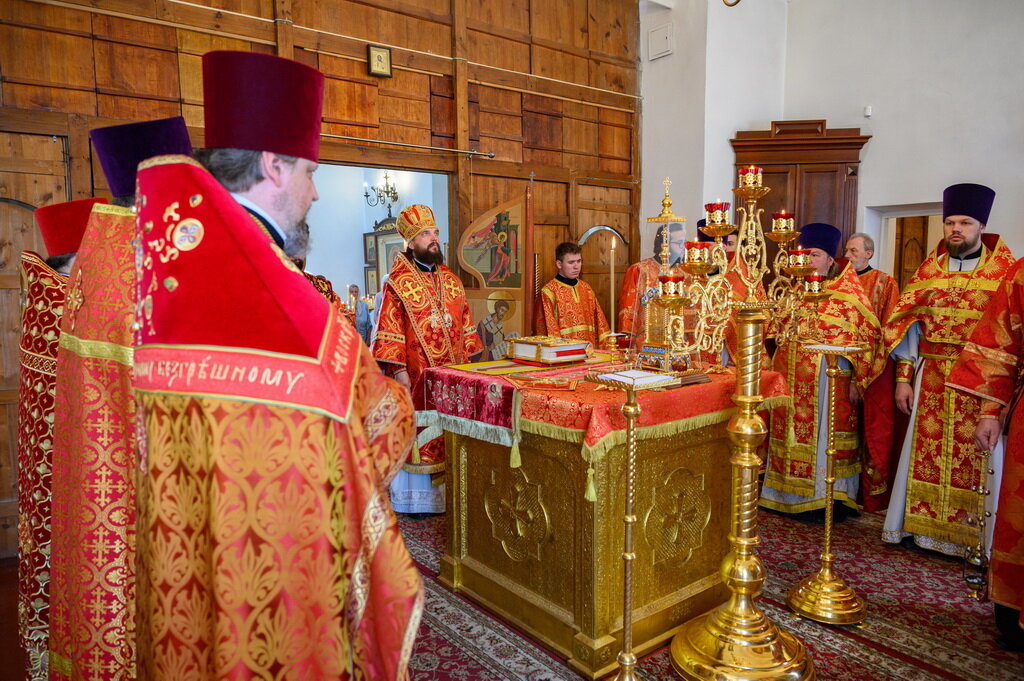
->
[34,197,109,256]
[798,223,842,258]
[943,183,996,224]
[202,51,325,162]
[696,218,715,242]
[90,117,193,197]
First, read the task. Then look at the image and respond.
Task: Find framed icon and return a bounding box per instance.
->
[365,266,379,295]
[375,230,405,285]
[363,232,377,264]
[367,45,392,78]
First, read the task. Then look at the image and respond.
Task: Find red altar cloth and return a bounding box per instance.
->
[421,361,789,458]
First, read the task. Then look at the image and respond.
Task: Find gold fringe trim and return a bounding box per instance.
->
[758,492,858,514]
[584,466,596,502]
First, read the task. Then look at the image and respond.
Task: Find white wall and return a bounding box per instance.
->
[784,0,1024,259]
[640,0,708,257]
[305,165,449,294]
[640,0,786,257]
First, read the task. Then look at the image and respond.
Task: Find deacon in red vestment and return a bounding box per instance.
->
[617,221,685,343]
[535,241,612,348]
[17,197,105,681]
[372,204,483,512]
[762,223,883,516]
[134,153,421,681]
[947,256,1024,651]
[883,183,1016,556]
[844,232,904,511]
[48,117,192,681]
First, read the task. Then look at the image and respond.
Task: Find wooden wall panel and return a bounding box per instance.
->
[0,25,96,90]
[587,0,635,61]
[95,42,181,100]
[3,84,96,116]
[179,0,274,17]
[97,95,182,121]
[530,0,588,50]
[467,30,530,72]
[92,14,177,50]
[466,0,529,34]
[0,0,92,34]
[323,78,379,126]
[531,45,589,85]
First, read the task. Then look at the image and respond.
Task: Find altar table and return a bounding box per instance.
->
[424,360,788,679]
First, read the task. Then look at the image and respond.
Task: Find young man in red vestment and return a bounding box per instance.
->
[535,241,612,348]
[17,197,105,679]
[947,257,1024,652]
[48,117,192,681]
[132,52,422,681]
[844,231,904,512]
[372,203,483,514]
[616,221,685,343]
[883,183,1016,556]
[761,223,883,520]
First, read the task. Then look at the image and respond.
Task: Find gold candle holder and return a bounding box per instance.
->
[738,165,764,188]
[682,242,715,277]
[784,249,815,278]
[767,211,796,242]
[671,179,814,680]
[802,274,829,302]
[787,346,868,626]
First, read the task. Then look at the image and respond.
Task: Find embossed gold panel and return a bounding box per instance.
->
[439,422,731,679]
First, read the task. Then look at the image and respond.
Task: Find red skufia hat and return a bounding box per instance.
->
[135,156,327,355]
[34,197,109,256]
[202,51,325,162]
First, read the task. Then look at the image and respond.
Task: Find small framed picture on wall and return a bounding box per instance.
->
[363,232,377,264]
[367,45,392,78]
[365,266,379,295]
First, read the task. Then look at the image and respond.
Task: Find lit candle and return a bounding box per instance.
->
[738,165,764,187]
[704,200,732,225]
[788,248,811,266]
[771,210,795,232]
[686,241,711,262]
[804,273,826,295]
[610,240,616,334]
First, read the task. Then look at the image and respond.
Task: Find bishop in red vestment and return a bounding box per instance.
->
[617,222,684,344]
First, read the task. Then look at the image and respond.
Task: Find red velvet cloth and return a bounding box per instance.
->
[34,197,107,256]
[422,363,788,450]
[135,154,327,355]
[202,51,324,162]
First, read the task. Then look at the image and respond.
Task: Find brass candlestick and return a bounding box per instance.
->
[587,371,682,681]
[671,182,814,680]
[787,346,867,626]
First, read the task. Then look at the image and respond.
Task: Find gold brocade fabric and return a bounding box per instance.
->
[766,261,882,501]
[16,252,66,681]
[535,279,611,348]
[886,236,1015,550]
[616,258,661,340]
[134,346,421,680]
[48,205,137,681]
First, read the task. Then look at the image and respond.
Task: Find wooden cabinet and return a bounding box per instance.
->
[731,120,870,242]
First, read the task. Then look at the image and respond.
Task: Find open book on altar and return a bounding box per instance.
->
[507,335,591,365]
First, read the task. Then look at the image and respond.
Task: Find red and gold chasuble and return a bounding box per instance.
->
[372,253,482,472]
[134,156,422,681]
[885,234,1015,548]
[766,260,882,504]
[857,267,903,510]
[948,257,1024,622]
[617,258,661,341]
[535,278,611,348]
[48,204,137,681]
[17,253,66,680]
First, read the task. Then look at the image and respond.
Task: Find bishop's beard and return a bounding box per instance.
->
[410,244,444,266]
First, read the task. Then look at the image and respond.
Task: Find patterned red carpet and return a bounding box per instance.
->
[398,510,1024,680]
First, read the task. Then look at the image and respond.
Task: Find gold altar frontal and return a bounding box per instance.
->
[438,422,731,679]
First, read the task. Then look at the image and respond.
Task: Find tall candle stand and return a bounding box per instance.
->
[786,346,868,625]
[670,168,815,681]
[587,371,682,681]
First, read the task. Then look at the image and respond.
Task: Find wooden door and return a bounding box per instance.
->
[894,216,929,291]
[0,132,69,557]
[573,180,632,329]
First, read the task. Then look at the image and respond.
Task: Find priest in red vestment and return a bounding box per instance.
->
[616,221,684,344]
[947,256,1024,652]
[883,183,1016,556]
[762,223,883,517]
[17,197,105,680]
[535,241,612,348]
[372,203,483,513]
[133,65,421,676]
[48,117,192,681]
[844,231,904,511]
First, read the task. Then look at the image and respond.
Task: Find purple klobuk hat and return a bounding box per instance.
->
[696,218,715,242]
[943,183,995,225]
[90,116,193,197]
[799,223,842,258]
